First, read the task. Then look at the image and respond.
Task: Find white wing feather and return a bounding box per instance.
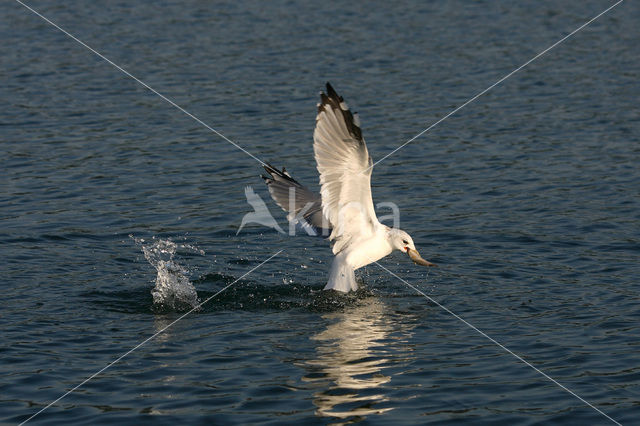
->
[313,84,378,254]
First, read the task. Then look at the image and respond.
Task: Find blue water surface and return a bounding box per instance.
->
[1,0,639,424]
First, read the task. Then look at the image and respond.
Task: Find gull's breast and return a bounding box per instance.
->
[345,234,393,270]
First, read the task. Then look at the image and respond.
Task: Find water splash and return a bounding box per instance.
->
[132,236,202,311]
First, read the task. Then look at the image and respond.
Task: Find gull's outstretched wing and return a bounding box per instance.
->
[262,164,331,236]
[313,83,377,254]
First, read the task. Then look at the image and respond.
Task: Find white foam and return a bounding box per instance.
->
[133,236,201,310]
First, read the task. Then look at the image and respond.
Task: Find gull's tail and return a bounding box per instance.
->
[324,254,357,292]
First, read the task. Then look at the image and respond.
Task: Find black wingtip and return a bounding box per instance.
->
[317,82,362,141]
[326,82,335,95]
[325,82,342,102]
[263,162,278,175]
[261,163,300,185]
[318,93,329,113]
[319,82,341,113]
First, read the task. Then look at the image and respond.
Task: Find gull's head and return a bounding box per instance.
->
[389,229,437,267]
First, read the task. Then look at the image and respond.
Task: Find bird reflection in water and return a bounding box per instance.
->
[303,297,414,420]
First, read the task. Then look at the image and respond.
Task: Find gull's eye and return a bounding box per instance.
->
[402,239,409,245]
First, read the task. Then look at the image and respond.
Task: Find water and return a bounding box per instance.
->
[2,0,639,424]
[135,237,201,310]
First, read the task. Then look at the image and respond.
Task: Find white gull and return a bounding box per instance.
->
[263,83,436,292]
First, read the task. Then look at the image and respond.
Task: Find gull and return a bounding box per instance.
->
[263,83,436,292]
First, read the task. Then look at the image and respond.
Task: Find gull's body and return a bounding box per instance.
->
[263,83,435,292]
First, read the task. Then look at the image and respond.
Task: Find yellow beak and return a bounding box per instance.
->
[407,248,437,267]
